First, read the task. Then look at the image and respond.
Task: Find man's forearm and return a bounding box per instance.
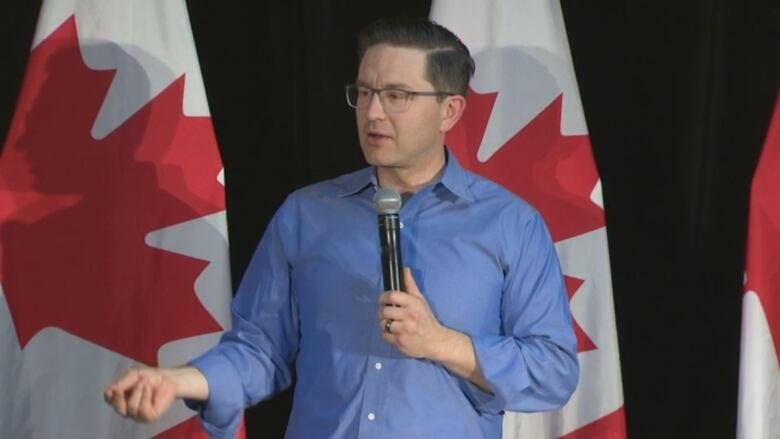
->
[429,327,492,393]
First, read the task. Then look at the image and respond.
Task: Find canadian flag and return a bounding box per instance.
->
[0,1,238,437]
[737,91,780,439]
[431,1,626,437]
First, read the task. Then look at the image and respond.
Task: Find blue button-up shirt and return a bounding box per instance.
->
[189,151,578,438]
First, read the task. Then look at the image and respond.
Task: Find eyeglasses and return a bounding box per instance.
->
[344,84,455,113]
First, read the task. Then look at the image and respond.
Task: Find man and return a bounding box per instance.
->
[104,17,578,438]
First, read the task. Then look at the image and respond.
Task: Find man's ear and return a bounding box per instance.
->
[439,94,467,133]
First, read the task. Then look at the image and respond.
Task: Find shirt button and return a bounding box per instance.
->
[368,413,376,421]
[399,221,404,229]
[374,362,382,370]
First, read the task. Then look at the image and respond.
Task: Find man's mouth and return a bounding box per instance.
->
[367,130,391,142]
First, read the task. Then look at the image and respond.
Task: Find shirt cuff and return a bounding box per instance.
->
[185,351,245,438]
[462,334,529,415]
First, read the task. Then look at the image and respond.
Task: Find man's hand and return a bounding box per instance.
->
[377,267,493,393]
[103,366,208,423]
[377,267,448,359]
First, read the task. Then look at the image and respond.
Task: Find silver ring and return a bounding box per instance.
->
[384,319,393,334]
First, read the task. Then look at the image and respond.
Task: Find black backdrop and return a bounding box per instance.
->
[2,2,780,438]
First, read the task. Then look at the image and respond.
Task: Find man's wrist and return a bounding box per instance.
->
[427,326,462,364]
[426,328,492,393]
[162,366,209,401]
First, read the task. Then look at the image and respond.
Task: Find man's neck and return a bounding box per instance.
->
[377,151,447,196]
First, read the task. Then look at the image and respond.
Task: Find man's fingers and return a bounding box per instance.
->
[111,368,143,392]
[377,291,395,306]
[103,367,182,423]
[138,384,159,422]
[136,385,150,421]
[380,318,400,335]
[104,368,143,416]
[151,386,174,418]
[111,387,128,416]
[378,291,413,307]
[380,317,414,335]
[125,381,145,418]
[403,267,423,298]
[378,303,406,321]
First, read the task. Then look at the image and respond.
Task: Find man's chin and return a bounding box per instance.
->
[360,145,392,165]
[363,155,389,168]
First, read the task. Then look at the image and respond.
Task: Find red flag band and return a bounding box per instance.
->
[0,2,239,437]
[737,91,780,439]
[431,1,626,437]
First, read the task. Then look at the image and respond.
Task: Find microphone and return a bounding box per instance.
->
[373,188,405,292]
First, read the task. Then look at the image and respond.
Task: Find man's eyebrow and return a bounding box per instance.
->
[383,82,413,90]
[354,80,414,90]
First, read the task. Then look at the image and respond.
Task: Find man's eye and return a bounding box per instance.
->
[385,90,406,101]
[357,88,371,98]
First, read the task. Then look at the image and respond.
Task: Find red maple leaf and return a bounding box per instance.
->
[560,406,626,439]
[0,16,224,366]
[447,88,605,243]
[447,87,604,355]
[153,416,247,439]
[564,276,597,353]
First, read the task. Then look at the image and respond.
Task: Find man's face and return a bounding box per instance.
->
[355,44,447,176]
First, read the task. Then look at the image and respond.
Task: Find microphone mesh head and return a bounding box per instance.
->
[373,188,402,214]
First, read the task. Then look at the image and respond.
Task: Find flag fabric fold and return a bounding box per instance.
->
[0,1,238,437]
[430,1,626,437]
[738,90,780,439]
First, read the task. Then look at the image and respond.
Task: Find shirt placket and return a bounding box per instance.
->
[357,305,393,438]
[355,189,428,438]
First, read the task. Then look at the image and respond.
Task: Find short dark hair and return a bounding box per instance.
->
[356,17,475,97]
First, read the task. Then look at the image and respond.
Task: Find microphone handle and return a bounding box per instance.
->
[378,213,405,292]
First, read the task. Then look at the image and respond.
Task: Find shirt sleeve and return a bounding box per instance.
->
[462,209,579,415]
[184,199,300,438]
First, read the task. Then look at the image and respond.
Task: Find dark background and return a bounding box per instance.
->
[2,1,779,438]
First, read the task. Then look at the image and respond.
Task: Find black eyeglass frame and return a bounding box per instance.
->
[344,84,456,112]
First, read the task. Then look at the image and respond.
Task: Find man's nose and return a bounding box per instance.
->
[365,92,387,120]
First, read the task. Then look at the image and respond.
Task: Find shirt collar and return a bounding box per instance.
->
[337,147,475,203]
[337,166,377,198]
[438,148,476,203]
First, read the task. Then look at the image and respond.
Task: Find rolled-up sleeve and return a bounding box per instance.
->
[185,199,300,438]
[462,210,579,414]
